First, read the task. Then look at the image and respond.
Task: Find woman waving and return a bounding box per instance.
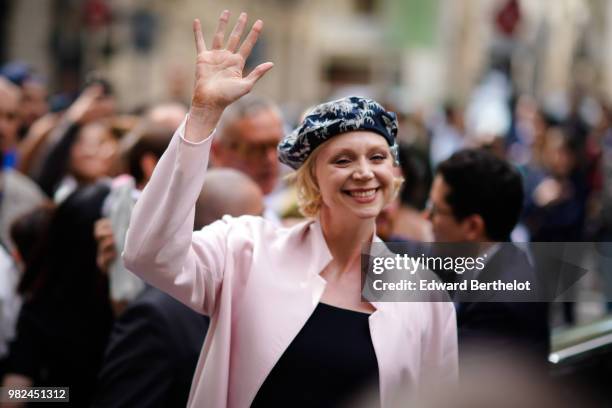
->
[123,10,457,408]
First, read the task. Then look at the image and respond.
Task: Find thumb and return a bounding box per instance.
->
[244,62,274,87]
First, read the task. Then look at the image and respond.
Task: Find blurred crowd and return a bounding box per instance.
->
[0,56,609,407]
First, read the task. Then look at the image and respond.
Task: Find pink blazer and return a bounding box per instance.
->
[123,118,458,408]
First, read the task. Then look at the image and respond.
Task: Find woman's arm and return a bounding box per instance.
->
[16,113,58,177]
[122,11,273,315]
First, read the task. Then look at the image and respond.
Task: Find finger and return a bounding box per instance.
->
[95,218,111,229]
[95,228,113,239]
[193,19,207,54]
[80,84,104,102]
[226,12,247,52]
[94,220,110,238]
[244,62,274,87]
[238,19,263,60]
[211,10,230,50]
[100,236,115,249]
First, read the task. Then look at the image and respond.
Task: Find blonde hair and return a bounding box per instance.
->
[287,147,404,218]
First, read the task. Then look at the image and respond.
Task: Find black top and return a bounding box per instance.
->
[251,302,379,408]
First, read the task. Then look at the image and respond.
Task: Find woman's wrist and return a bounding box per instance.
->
[185,105,224,143]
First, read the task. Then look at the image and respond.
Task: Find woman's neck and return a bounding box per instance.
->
[319,207,376,271]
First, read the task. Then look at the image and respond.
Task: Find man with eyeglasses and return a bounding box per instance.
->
[425,149,549,363]
[210,95,285,222]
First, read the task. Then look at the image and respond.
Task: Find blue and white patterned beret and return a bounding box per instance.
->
[278,96,400,170]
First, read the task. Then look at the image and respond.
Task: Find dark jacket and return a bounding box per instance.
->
[5,183,114,407]
[455,244,550,360]
[92,286,209,408]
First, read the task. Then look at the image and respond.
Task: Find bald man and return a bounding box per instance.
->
[195,168,265,230]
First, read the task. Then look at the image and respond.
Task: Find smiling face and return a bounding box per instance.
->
[314,131,395,220]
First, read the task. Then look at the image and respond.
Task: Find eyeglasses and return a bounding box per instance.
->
[226,140,278,160]
[425,199,454,218]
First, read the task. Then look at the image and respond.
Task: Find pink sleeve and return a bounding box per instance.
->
[123,116,227,315]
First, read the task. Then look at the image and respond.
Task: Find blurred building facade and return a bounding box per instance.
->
[2,0,612,116]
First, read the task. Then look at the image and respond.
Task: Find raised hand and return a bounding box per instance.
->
[191,11,274,111]
[65,84,115,124]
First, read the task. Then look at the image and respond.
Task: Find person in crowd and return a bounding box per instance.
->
[123,11,457,408]
[523,126,588,243]
[91,286,208,408]
[9,205,55,293]
[380,144,433,242]
[0,77,47,249]
[60,121,118,198]
[426,149,549,360]
[0,62,50,140]
[0,244,20,383]
[429,102,466,170]
[211,94,283,196]
[0,77,22,169]
[209,92,289,221]
[2,183,114,407]
[522,126,589,325]
[34,82,116,199]
[17,77,49,140]
[0,206,54,381]
[37,120,119,202]
[16,112,59,179]
[194,168,264,229]
[15,78,110,181]
[92,168,263,408]
[506,94,548,166]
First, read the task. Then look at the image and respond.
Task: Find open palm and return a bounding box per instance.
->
[191,11,274,110]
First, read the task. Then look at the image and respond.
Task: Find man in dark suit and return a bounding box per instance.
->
[92,286,209,408]
[426,149,549,361]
